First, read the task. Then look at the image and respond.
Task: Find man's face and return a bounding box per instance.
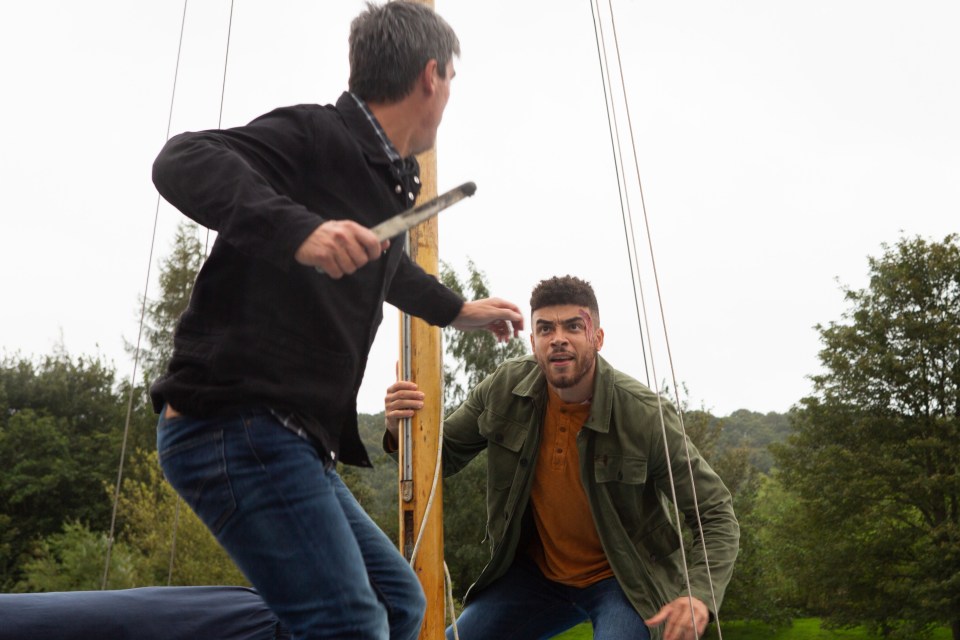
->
[530,304,604,394]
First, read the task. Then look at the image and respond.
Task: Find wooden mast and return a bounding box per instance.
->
[399,2,445,636]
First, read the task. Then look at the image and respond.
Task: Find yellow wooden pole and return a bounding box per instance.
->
[396,2,445,631]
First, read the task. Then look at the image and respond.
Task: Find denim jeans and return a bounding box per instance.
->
[157,408,425,640]
[449,557,650,640]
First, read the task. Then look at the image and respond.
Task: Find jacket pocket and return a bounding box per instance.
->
[478,411,530,548]
[477,409,528,453]
[594,453,648,484]
[593,453,681,560]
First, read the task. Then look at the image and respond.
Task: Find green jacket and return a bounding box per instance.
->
[442,354,740,622]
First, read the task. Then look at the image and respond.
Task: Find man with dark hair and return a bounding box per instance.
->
[151,3,522,639]
[386,276,739,640]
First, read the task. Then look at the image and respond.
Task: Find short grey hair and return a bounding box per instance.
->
[348,1,460,103]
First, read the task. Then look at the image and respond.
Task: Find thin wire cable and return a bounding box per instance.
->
[164,0,237,584]
[588,0,651,389]
[590,1,724,636]
[166,499,183,584]
[590,0,692,624]
[604,1,724,635]
[590,0,695,600]
[101,0,190,591]
[604,1,724,634]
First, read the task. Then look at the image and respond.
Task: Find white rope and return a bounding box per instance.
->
[405,377,460,638]
[589,0,724,636]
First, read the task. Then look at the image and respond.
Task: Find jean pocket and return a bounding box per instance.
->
[159,429,237,535]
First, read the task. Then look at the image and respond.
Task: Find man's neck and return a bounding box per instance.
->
[549,374,595,405]
[368,100,418,158]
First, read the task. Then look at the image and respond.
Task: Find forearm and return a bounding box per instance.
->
[386,254,464,326]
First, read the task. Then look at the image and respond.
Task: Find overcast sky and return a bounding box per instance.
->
[1,1,958,417]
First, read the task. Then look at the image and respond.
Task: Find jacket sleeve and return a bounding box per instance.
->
[439,374,492,476]
[385,253,464,327]
[652,403,740,615]
[152,107,324,272]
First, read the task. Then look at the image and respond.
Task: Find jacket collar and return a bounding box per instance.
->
[336,91,421,193]
[584,355,615,434]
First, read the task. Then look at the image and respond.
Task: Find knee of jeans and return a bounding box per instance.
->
[391,580,426,640]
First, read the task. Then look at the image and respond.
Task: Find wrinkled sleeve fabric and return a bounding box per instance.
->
[649,403,740,614]
[438,373,492,476]
[152,107,324,273]
[386,252,464,327]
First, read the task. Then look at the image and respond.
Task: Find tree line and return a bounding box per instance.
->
[0,224,957,639]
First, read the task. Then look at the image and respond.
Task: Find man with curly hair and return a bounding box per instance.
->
[386,276,738,640]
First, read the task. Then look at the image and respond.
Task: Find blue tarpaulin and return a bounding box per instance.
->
[0,586,289,640]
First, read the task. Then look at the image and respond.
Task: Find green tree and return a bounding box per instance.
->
[17,520,141,592]
[658,395,771,626]
[440,259,528,413]
[0,352,147,590]
[130,220,205,386]
[3,224,217,592]
[721,472,800,627]
[774,234,960,639]
[719,409,792,473]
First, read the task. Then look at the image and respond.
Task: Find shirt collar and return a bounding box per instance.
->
[349,92,401,163]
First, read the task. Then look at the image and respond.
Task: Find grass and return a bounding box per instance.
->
[553,618,955,639]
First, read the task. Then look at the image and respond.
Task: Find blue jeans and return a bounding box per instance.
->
[157,408,425,640]
[449,558,650,640]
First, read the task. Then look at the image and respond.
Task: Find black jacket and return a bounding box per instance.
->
[151,92,463,466]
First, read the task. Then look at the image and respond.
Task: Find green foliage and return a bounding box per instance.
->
[723,473,801,626]
[440,259,528,413]
[114,451,247,587]
[129,221,205,386]
[17,521,141,592]
[665,399,784,626]
[555,618,957,639]
[774,234,960,638]
[717,618,954,639]
[0,352,152,590]
[0,222,208,591]
[341,411,402,544]
[720,409,793,473]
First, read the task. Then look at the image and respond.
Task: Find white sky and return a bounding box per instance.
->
[1,1,957,417]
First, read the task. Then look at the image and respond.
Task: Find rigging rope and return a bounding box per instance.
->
[588,0,725,636]
[165,0,236,586]
[101,0,191,591]
[105,3,724,636]
[103,0,236,589]
[587,1,651,390]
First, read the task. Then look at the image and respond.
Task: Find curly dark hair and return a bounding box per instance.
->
[529,276,600,321]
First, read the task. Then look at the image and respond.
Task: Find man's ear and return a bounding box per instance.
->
[595,328,605,351]
[420,59,440,95]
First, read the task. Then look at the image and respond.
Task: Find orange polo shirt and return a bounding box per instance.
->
[527,386,614,587]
